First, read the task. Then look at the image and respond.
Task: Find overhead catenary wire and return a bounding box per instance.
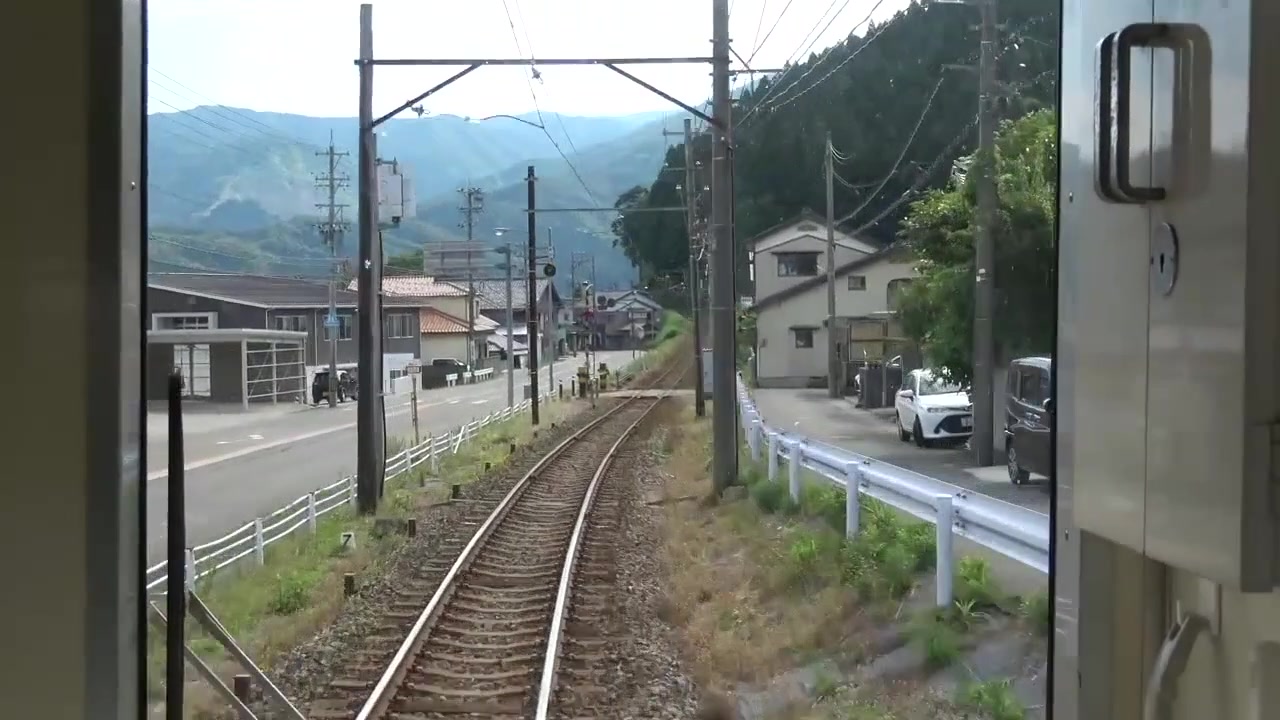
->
[739,0,870,120]
[835,75,946,225]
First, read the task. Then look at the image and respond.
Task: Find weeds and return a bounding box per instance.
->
[956,556,1001,609]
[909,610,963,669]
[1019,589,1051,637]
[267,569,317,615]
[960,678,1028,720]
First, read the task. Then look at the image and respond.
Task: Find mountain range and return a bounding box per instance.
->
[148,106,683,289]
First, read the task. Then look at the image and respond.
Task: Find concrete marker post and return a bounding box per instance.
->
[935,494,955,608]
[843,463,862,538]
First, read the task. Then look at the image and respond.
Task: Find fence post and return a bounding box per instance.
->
[307,492,318,534]
[428,433,438,473]
[185,548,196,592]
[749,419,762,461]
[348,476,357,509]
[935,495,954,608]
[843,463,862,538]
[767,432,779,481]
[253,518,265,566]
[788,440,801,503]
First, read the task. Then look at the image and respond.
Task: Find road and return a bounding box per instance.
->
[146,351,639,563]
[751,389,1050,514]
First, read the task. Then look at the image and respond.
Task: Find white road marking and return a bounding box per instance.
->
[448,399,460,405]
[471,399,489,405]
[248,433,264,440]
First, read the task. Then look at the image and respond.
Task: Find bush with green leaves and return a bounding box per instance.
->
[909,609,963,669]
[956,556,1002,609]
[1019,589,1051,637]
[839,498,936,601]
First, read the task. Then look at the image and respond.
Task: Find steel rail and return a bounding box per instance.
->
[533,364,685,719]
[354,359,684,720]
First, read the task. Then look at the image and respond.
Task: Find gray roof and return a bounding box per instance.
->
[472,279,554,311]
[148,272,427,309]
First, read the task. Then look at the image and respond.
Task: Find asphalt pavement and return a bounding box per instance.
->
[145,351,639,563]
[751,389,1051,514]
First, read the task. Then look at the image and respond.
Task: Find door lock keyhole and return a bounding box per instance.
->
[1151,222,1179,297]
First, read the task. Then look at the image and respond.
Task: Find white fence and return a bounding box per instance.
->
[146,389,557,593]
[736,375,1050,607]
[146,360,654,594]
[445,367,496,387]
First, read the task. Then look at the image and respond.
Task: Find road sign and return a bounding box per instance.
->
[324,314,339,329]
[405,362,420,375]
[543,263,557,278]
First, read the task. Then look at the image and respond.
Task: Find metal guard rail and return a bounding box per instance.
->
[146,361,652,593]
[736,375,1049,576]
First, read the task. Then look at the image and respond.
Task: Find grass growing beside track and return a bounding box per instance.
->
[657,405,1045,719]
[145,398,575,714]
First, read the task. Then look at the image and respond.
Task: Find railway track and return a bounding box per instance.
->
[308,360,683,720]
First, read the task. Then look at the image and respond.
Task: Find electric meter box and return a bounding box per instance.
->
[1059,12,1280,591]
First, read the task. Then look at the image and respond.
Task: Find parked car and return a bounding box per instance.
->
[895,368,974,447]
[1004,356,1052,485]
[431,358,468,372]
[312,369,357,405]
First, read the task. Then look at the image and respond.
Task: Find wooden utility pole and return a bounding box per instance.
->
[825,131,840,398]
[458,186,484,371]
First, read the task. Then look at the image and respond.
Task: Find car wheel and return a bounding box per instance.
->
[896,413,911,442]
[913,419,930,448]
[1007,442,1031,485]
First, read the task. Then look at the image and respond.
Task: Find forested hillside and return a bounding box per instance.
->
[610,0,1058,293]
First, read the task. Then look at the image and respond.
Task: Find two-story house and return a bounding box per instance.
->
[360,274,498,368]
[750,210,919,388]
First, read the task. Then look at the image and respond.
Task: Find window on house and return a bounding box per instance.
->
[847,275,867,291]
[324,314,353,341]
[776,252,819,277]
[384,313,415,339]
[887,278,915,311]
[273,314,306,332]
[153,313,214,330]
[793,328,815,348]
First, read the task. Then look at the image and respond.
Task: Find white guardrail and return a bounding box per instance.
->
[736,375,1049,604]
[146,361,650,594]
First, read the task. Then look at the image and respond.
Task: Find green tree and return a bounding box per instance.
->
[608,0,1057,295]
[896,109,1056,384]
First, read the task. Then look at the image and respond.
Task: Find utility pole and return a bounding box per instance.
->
[680,119,706,417]
[526,166,540,425]
[710,0,736,493]
[546,227,556,396]
[355,4,384,514]
[458,186,483,371]
[825,131,840,398]
[315,132,350,409]
[972,0,998,466]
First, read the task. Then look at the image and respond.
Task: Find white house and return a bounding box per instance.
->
[750,210,918,388]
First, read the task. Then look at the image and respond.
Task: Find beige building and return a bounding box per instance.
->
[750,211,918,388]
[348,274,496,367]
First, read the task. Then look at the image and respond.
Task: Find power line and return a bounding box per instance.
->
[748,0,796,63]
[738,0,858,117]
[150,235,333,266]
[149,69,323,150]
[746,0,890,119]
[835,75,946,225]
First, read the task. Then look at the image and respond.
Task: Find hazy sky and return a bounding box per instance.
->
[147,0,911,120]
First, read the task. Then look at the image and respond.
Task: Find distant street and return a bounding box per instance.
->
[146,351,638,563]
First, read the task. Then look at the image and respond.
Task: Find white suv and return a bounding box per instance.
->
[895,369,974,447]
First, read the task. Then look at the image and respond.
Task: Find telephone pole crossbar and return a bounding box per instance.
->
[355,2,737,512]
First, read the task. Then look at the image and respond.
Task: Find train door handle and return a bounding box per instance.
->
[1095,23,1172,204]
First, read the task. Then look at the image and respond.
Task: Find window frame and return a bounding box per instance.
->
[383,312,415,339]
[776,252,820,277]
[793,327,815,349]
[847,274,867,291]
[272,314,306,333]
[324,314,354,342]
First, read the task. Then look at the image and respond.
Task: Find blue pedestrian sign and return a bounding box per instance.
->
[324,313,340,329]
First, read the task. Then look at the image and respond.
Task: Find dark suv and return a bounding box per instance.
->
[1004,356,1052,485]
[312,369,357,405]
